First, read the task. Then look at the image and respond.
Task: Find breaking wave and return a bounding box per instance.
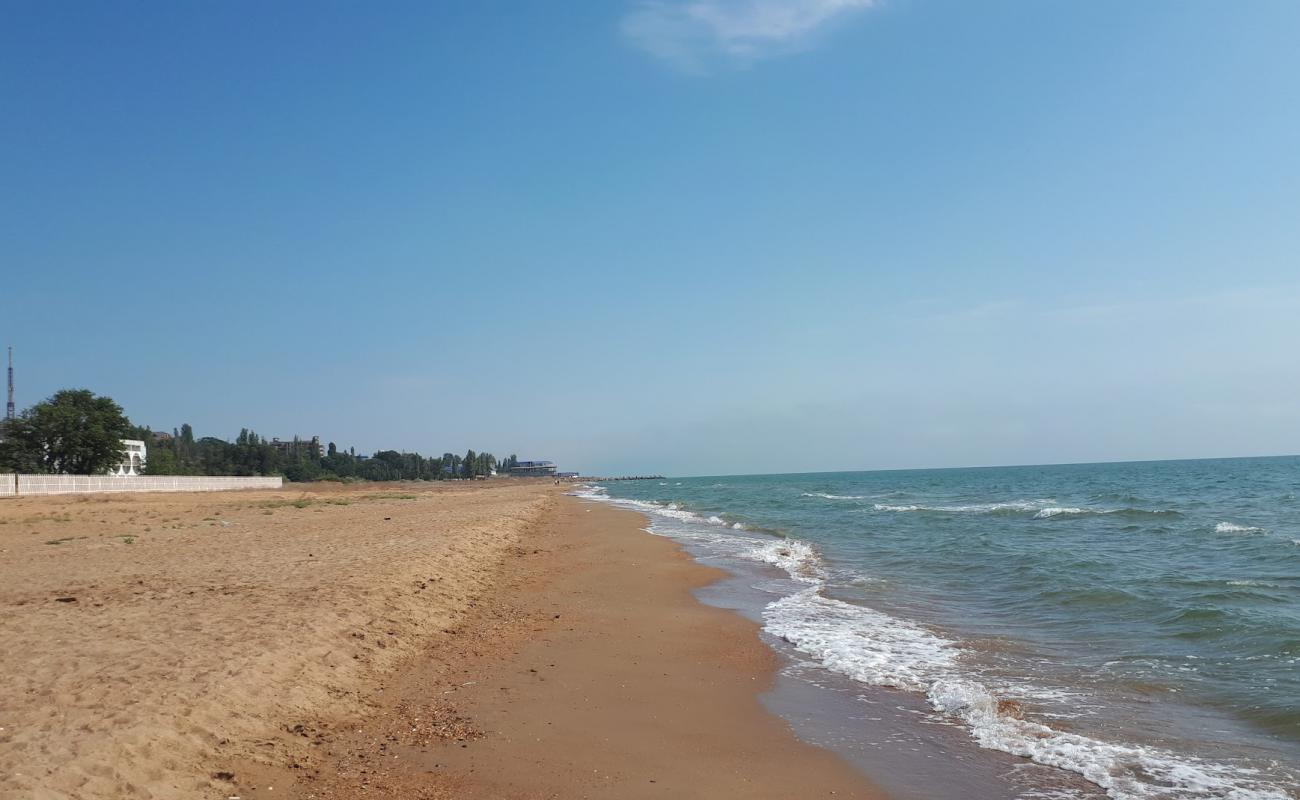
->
[1216,522,1265,534]
[867,501,1183,520]
[573,483,1294,800]
[874,500,1048,513]
[571,485,748,531]
[746,540,823,583]
[762,564,1293,800]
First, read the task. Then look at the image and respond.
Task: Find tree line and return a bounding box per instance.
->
[0,388,520,482]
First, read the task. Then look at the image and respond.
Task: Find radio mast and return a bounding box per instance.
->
[6,346,13,420]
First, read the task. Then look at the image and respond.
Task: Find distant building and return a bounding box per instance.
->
[555,471,580,479]
[108,439,147,477]
[270,436,323,459]
[509,460,557,477]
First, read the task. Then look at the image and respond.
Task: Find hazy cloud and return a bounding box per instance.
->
[622,0,877,72]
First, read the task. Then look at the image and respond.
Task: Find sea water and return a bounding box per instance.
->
[575,456,1300,799]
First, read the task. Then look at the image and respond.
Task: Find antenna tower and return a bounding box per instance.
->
[6,346,13,420]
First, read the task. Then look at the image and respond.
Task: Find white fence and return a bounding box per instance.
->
[10,475,283,496]
[0,474,14,497]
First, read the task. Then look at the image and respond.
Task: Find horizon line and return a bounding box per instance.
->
[653,452,1300,481]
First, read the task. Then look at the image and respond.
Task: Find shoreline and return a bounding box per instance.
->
[243,494,885,798]
[1,484,885,799]
[581,472,1300,800]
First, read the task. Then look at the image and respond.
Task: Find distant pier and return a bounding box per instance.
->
[565,475,664,482]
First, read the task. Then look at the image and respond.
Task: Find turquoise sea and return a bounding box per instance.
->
[578,456,1300,799]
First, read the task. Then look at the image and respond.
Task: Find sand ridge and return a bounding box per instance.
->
[0,481,557,799]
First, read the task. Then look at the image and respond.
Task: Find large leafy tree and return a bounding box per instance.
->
[0,389,130,474]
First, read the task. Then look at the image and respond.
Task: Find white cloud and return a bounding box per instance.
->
[622,0,877,72]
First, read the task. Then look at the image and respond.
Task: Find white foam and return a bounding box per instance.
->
[868,502,1183,520]
[1215,522,1264,534]
[766,587,953,691]
[1035,506,1089,519]
[874,501,1047,514]
[927,679,1291,800]
[769,587,1292,799]
[571,487,746,532]
[803,492,869,500]
[746,541,823,583]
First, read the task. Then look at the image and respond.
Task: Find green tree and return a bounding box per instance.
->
[144,442,178,475]
[0,389,131,474]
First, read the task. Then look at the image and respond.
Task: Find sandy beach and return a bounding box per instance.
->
[0,483,881,799]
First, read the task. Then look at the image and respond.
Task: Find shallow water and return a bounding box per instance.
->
[577,456,1300,799]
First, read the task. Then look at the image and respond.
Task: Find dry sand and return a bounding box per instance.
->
[0,481,554,799]
[1,483,883,799]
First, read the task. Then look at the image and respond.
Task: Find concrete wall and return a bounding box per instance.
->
[0,475,14,497]
[12,475,283,496]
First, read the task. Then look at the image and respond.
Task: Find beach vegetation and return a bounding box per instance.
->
[44,535,84,545]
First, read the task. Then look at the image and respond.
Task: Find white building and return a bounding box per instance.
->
[108,439,147,477]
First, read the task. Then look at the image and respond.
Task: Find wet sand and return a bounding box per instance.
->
[1,485,883,799]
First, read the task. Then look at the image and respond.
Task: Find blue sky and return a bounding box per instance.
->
[3,1,1298,476]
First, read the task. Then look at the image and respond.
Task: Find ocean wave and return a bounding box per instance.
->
[1215,522,1265,534]
[1034,507,1183,520]
[927,679,1291,800]
[873,501,1049,514]
[802,492,870,500]
[766,584,1291,800]
[867,501,1182,520]
[574,483,1293,799]
[746,541,823,583]
[1033,506,1088,518]
[766,587,954,692]
[572,487,748,531]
